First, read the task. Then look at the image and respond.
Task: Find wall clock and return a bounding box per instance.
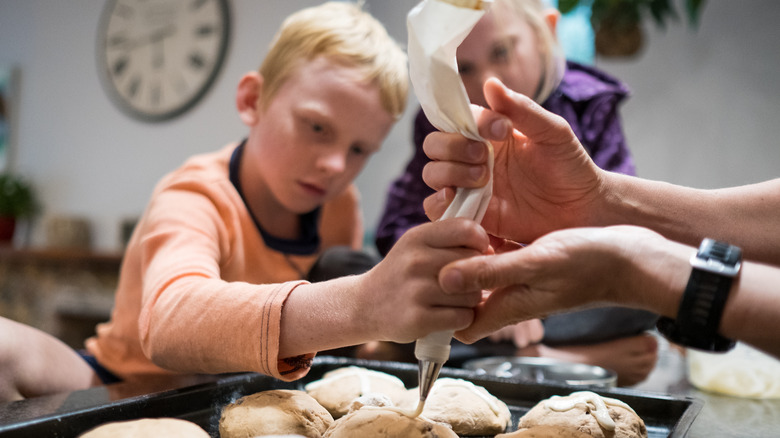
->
[97,0,231,122]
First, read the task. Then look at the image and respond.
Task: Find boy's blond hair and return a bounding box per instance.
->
[259,2,409,119]
[493,0,565,103]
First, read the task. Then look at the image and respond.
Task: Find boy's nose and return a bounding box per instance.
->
[317,150,347,175]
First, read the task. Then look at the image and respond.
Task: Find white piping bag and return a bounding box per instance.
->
[407,0,494,414]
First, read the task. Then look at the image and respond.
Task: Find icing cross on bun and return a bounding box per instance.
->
[405,377,512,435]
[305,366,408,418]
[515,391,647,438]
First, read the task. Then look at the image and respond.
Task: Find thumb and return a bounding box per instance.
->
[483,77,571,143]
[455,287,534,344]
[439,250,529,293]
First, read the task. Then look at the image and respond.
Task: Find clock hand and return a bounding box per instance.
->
[152,40,164,69]
[113,25,176,52]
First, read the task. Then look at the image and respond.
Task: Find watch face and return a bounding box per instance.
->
[97,0,230,122]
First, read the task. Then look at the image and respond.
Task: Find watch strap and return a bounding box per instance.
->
[656,239,739,352]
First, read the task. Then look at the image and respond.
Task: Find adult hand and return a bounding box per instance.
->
[422,78,604,243]
[438,225,689,344]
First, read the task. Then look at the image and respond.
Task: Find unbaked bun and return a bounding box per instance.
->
[405,377,512,435]
[219,389,333,438]
[304,366,408,418]
[516,391,647,438]
[323,407,458,438]
[78,418,209,437]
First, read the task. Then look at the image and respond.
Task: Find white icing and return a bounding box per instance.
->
[543,391,637,431]
[429,378,503,416]
[383,400,425,418]
[348,392,394,414]
[304,366,405,395]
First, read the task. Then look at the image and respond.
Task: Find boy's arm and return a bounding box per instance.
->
[278,218,489,358]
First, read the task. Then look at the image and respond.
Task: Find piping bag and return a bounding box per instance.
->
[406,0,494,416]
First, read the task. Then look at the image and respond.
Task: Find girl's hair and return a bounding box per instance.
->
[494,0,566,103]
[259,2,409,119]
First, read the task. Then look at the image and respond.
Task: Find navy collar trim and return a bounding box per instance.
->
[229,140,321,255]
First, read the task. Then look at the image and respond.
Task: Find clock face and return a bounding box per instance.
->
[98,0,230,122]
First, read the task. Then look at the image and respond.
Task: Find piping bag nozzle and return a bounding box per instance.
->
[417,359,445,402]
[415,329,453,402]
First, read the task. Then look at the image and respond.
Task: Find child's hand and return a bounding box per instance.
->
[358,218,489,344]
[487,319,544,348]
[526,333,660,387]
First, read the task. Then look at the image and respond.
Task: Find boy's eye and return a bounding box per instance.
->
[349,145,366,156]
[302,118,331,139]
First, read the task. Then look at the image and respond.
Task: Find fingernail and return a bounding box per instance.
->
[441,268,465,292]
[470,165,485,182]
[467,141,484,160]
[490,118,510,139]
[496,78,511,94]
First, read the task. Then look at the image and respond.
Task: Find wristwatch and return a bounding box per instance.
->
[656,238,741,352]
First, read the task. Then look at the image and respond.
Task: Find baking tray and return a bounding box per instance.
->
[0,356,702,437]
[463,356,618,388]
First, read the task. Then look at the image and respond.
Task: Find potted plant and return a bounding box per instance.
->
[0,172,38,243]
[558,0,707,57]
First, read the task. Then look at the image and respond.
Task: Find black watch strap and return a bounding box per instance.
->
[656,238,740,352]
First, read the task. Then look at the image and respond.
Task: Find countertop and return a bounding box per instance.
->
[630,338,780,437]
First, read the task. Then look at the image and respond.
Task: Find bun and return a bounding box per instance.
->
[515,391,647,438]
[496,425,592,437]
[78,418,208,438]
[323,407,457,438]
[305,366,408,418]
[405,377,511,435]
[219,389,333,438]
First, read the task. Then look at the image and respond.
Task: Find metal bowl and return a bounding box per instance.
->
[462,356,617,388]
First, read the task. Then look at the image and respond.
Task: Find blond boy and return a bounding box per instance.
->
[0,2,487,401]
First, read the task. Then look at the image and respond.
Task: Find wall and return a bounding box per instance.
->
[0,1,778,253]
[598,1,780,189]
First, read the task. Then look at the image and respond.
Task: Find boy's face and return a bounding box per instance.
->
[457,9,544,107]
[247,56,395,215]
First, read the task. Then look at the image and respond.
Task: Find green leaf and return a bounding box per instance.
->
[0,174,38,218]
[648,0,677,29]
[558,0,582,15]
[685,0,706,27]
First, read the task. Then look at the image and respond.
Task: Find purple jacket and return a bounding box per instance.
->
[375,61,634,256]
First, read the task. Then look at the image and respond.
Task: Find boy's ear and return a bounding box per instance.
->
[236,72,264,126]
[543,8,560,38]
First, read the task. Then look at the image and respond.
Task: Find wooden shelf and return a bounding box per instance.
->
[0,245,123,270]
[0,244,122,349]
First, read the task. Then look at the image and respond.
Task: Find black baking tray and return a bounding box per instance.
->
[0,356,702,437]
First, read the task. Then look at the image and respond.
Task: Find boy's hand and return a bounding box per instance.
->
[422,78,605,244]
[358,218,489,343]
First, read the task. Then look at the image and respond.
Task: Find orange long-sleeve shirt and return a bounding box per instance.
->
[85,143,363,381]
